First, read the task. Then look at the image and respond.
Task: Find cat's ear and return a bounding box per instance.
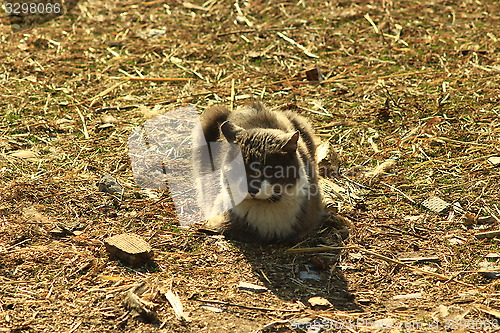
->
[221,121,244,143]
[281,131,300,152]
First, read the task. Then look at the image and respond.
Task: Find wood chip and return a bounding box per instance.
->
[462,212,476,226]
[101,114,118,124]
[9,149,39,160]
[421,196,451,215]
[392,292,423,300]
[165,290,191,322]
[487,156,500,167]
[200,304,224,313]
[238,281,268,293]
[104,233,153,266]
[307,296,332,309]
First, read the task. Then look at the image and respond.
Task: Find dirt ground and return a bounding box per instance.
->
[1,0,500,332]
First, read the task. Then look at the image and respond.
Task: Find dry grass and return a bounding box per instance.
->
[1,0,500,332]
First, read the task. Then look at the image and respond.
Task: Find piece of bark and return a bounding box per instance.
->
[104,233,153,266]
[305,66,324,82]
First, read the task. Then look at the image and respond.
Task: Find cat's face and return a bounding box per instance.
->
[221,121,302,202]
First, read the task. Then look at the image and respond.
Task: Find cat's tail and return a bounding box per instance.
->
[201,106,231,142]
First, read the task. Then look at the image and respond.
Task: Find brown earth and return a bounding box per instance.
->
[1,0,500,332]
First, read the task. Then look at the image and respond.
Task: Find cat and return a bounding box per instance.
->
[193,101,323,243]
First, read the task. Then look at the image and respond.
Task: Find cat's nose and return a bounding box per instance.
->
[248,181,260,197]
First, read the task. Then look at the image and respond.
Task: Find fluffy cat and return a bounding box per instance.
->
[194,102,323,243]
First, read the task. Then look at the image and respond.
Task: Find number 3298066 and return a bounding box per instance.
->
[4,2,62,14]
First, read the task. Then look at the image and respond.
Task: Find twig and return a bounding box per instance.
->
[475,305,500,319]
[270,71,432,86]
[183,1,209,11]
[67,320,82,333]
[256,320,290,332]
[194,298,301,312]
[431,136,493,147]
[217,29,257,37]
[364,13,380,34]
[109,77,191,82]
[285,245,357,254]
[380,181,416,204]
[354,247,485,290]
[376,224,427,240]
[216,27,297,37]
[234,1,253,26]
[95,105,139,112]
[277,32,319,58]
[76,108,89,139]
[230,78,236,111]
[70,80,127,107]
[340,174,372,190]
[470,62,500,73]
[286,244,486,290]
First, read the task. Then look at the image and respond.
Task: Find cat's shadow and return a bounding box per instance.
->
[229,221,362,313]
